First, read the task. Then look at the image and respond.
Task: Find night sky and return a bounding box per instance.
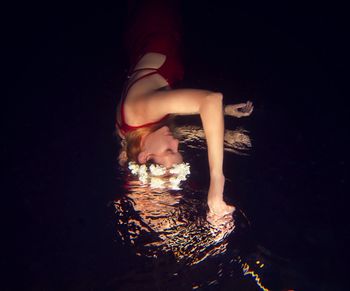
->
[4,1,348,290]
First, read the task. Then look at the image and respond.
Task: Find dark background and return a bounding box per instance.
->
[3,0,348,290]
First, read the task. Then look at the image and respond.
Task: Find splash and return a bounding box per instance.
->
[113,123,271,289]
[128,162,191,190]
[114,180,235,266]
[115,124,250,266]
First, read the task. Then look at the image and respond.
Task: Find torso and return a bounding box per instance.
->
[116,52,171,135]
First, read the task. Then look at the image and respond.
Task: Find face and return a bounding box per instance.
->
[140,126,183,168]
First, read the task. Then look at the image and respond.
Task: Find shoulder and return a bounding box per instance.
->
[124,75,170,124]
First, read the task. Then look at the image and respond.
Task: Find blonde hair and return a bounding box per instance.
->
[118,117,175,166]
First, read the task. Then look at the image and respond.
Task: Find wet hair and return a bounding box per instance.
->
[125,125,159,162]
[117,117,175,166]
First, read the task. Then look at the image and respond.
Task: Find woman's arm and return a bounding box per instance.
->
[132,89,234,215]
[198,93,234,216]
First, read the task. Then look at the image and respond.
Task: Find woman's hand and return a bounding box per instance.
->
[207,174,235,218]
[224,101,254,118]
[208,199,235,217]
[207,208,235,232]
[207,197,235,227]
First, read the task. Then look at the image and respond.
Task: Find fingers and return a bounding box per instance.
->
[224,101,254,118]
[241,101,254,116]
[233,103,248,109]
[224,104,243,117]
[240,101,252,112]
[245,101,252,111]
[237,101,254,117]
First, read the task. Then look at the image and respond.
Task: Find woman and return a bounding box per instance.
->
[116,0,253,217]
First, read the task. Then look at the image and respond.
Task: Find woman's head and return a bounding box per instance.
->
[139,125,183,168]
[124,124,183,168]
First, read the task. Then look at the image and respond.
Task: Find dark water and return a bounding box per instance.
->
[5,1,348,290]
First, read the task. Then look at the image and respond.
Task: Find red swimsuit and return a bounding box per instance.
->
[116,0,184,135]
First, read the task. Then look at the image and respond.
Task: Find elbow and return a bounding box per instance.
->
[208,92,223,102]
[199,92,223,113]
[205,92,223,106]
[215,92,224,101]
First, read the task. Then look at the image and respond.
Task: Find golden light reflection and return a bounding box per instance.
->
[113,124,273,289]
[176,125,252,154]
[115,178,235,266]
[242,262,270,291]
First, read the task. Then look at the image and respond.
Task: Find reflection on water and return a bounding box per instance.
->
[114,126,273,290]
[176,125,252,155]
[115,180,234,266]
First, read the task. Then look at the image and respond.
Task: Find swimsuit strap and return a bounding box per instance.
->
[125,68,159,94]
[131,67,159,74]
[118,68,162,134]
